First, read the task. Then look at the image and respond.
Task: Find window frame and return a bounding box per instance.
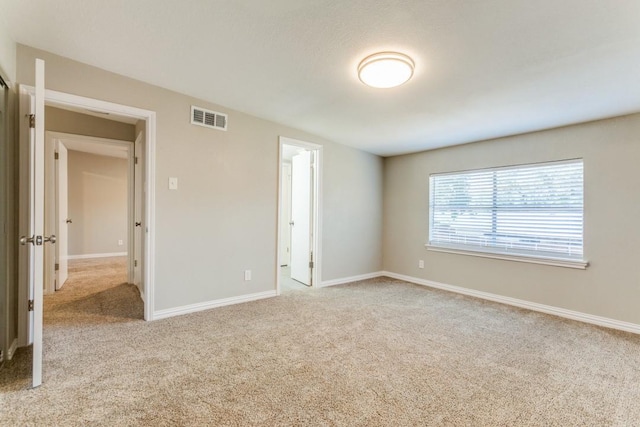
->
[426,159,588,269]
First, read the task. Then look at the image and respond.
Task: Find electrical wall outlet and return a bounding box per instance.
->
[169,177,178,190]
[244,270,252,281]
[418,260,424,269]
[118,239,123,246]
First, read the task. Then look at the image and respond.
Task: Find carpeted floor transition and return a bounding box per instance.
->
[1,257,640,426]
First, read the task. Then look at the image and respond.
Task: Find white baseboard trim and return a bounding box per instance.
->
[382,271,640,335]
[7,338,18,360]
[153,290,278,321]
[68,252,127,260]
[320,271,385,288]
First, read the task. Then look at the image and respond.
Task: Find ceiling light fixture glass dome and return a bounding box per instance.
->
[358,52,415,89]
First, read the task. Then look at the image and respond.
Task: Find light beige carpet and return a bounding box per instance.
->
[1,257,640,426]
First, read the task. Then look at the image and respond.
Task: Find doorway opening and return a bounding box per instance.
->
[17,73,156,387]
[277,137,322,294]
[40,124,147,329]
[44,130,138,294]
[18,88,156,335]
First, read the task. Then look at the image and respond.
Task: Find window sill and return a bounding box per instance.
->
[425,244,589,270]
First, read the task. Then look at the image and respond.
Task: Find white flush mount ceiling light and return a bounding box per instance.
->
[358,52,415,89]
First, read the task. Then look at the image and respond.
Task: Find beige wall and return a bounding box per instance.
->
[67,151,129,256]
[16,45,384,312]
[324,143,383,278]
[0,19,15,82]
[384,113,640,324]
[46,106,136,141]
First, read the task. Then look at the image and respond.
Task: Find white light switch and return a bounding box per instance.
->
[418,260,424,269]
[169,177,178,190]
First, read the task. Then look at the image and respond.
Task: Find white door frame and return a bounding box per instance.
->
[276,137,322,294]
[43,131,135,294]
[18,87,157,347]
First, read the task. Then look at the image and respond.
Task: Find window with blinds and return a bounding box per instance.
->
[428,160,584,263]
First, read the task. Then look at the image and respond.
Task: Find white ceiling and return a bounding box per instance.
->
[3,0,640,156]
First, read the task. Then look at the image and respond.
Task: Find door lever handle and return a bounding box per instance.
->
[135,222,142,227]
[20,235,56,245]
[289,221,294,226]
[66,219,72,224]
[20,235,35,246]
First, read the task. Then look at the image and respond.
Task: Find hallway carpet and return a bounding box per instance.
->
[2,258,640,425]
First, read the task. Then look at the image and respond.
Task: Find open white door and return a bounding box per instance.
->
[290,151,312,286]
[279,163,292,266]
[22,58,47,388]
[55,141,68,289]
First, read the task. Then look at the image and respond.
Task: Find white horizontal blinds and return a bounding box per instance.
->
[429,160,584,259]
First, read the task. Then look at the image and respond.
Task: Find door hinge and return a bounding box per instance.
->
[134,260,138,267]
[309,261,314,269]
[28,299,34,311]
[54,152,59,160]
[134,156,138,165]
[55,263,59,271]
[29,114,35,128]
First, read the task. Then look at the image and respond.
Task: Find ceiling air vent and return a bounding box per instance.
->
[191,106,228,131]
